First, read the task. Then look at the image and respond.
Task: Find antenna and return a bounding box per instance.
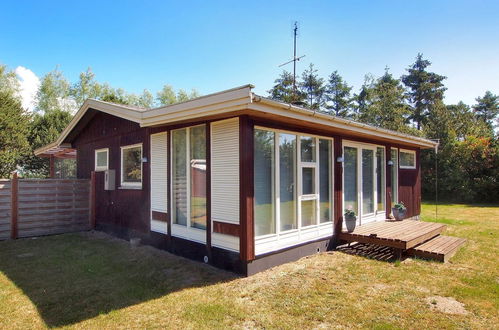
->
[279,21,305,98]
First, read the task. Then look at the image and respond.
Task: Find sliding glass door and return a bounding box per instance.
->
[343,142,386,225]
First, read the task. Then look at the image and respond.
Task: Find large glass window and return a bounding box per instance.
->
[190,125,207,230]
[362,149,374,215]
[376,147,386,214]
[121,144,142,187]
[172,129,187,226]
[319,139,332,223]
[172,125,207,230]
[254,128,333,239]
[254,129,275,236]
[344,146,358,215]
[279,133,297,232]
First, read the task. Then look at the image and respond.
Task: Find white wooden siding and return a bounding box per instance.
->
[150,132,168,230]
[210,118,240,226]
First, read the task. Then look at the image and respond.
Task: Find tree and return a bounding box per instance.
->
[401,54,447,130]
[157,85,177,105]
[0,64,20,97]
[21,109,73,177]
[354,69,412,132]
[473,91,498,131]
[0,91,30,177]
[300,64,325,110]
[138,89,154,108]
[325,71,352,117]
[69,68,103,106]
[36,68,74,113]
[267,70,304,104]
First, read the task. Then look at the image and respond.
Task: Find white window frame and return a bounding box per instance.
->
[342,141,387,226]
[399,149,416,169]
[120,143,143,188]
[94,148,109,171]
[254,126,334,255]
[170,125,207,244]
[391,148,399,204]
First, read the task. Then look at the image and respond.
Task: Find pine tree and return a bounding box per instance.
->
[401,54,447,130]
[473,91,498,131]
[0,91,30,177]
[267,70,304,104]
[299,64,325,110]
[325,71,352,117]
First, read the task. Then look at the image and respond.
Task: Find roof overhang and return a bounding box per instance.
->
[35,84,438,156]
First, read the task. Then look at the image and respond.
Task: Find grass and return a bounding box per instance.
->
[0,203,498,329]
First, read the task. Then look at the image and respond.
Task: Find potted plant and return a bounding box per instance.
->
[392,201,407,221]
[344,207,357,232]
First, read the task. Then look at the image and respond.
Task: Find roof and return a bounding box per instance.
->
[35,84,438,156]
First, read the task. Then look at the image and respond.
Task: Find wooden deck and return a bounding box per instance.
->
[407,235,466,262]
[338,220,446,250]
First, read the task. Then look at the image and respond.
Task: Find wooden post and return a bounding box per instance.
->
[90,171,96,229]
[385,146,392,219]
[239,116,254,261]
[49,155,55,178]
[10,172,18,239]
[205,123,212,260]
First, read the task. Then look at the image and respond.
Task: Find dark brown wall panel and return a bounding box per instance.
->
[73,111,151,234]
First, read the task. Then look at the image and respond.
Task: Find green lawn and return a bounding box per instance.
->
[0,203,497,329]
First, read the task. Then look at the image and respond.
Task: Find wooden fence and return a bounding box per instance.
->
[0,174,92,240]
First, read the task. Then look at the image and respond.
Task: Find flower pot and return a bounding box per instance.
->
[392,208,406,221]
[344,216,357,232]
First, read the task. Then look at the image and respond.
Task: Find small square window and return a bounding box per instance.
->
[399,149,416,169]
[121,144,142,187]
[95,148,109,171]
[300,136,316,162]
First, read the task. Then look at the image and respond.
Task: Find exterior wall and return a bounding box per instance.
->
[73,112,151,235]
[397,148,421,218]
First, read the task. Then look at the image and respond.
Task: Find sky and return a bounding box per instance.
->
[1,0,498,111]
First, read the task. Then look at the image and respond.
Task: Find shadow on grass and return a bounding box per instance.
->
[0,231,237,327]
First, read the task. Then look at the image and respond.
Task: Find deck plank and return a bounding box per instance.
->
[407,236,466,262]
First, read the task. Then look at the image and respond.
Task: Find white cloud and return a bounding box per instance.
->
[15,66,40,112]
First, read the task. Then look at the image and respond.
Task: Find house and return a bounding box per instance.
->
[35,85,438,275]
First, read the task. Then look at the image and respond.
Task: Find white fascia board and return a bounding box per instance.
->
[250,98,438,149]
[140,86,252,126]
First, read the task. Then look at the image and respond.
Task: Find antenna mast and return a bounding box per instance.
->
[279,21,305,99]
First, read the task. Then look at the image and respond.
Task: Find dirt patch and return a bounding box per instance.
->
[426,296,468,315]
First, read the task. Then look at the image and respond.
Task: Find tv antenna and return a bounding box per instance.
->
[279,21,306,95]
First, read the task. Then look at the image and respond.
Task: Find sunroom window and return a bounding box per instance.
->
[254,128,333,239]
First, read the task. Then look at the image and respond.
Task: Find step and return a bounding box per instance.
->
[407,235,466,262]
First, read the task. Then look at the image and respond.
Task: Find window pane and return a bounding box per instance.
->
[96,151,107,167]
[302,167,315,195]
[376,147,385,213]
[391,149,398,204]
[301,199,316,227]
[123,147,141,183]
[344,147,358,215]
[254,129,275,236]
[190,125,207,230]
[362,149,374,215]
[319,139,332,223]
[172,129,187,226]
[279,133,297,232]
[400,151,415,168]
[300,136,316,162]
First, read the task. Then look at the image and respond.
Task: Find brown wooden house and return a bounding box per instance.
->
[35,85,438,275]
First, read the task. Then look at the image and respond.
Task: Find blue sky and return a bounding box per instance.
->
[1,0,498,108]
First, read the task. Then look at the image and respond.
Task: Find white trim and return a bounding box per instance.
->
[120,143,143,188]
[399,149,416,169]
[94,148,109,171]
[254,127,335,256]
[170,125,207,243]
[36,85,437,157]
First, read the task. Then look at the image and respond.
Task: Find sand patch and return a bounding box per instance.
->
[426,296,468,315]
